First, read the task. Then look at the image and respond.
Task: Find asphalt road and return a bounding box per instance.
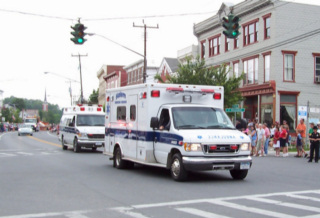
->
[0,131,319,218]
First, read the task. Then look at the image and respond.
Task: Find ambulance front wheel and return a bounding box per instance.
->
[230,169,248,180]
[73,139,81,153]
[114,146,126,169]
[170,153,188,181]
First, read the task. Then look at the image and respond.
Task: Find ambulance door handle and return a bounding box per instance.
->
[154,137,158,143]
[110,133,115,137]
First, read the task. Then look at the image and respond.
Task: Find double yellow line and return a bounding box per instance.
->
[28,135,62,148]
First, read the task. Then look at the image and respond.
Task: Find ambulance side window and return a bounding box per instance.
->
[117,106,126,121]
[159,109,170,130]
[130,105,136,121]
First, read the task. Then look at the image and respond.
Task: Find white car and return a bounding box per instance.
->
[18,124,33,136]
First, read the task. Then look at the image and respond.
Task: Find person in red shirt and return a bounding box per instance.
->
[279,125,288,157]
[273,127,280,157]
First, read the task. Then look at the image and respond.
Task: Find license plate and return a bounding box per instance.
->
[95,142,102,146]
[240,162,250,170]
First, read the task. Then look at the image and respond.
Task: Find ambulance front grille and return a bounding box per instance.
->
[203,144,239,153]
[88,134,105,139]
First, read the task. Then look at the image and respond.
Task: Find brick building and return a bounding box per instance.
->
[194,0,320,130]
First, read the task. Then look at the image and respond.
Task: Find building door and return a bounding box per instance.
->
[244,96,258,122]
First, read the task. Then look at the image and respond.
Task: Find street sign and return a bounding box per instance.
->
[225,108,245,113]
[232,104,239,108]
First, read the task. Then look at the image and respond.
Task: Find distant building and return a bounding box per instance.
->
[177,45,198,64]
[194,0,320,129]
[42,89,48,112]
[96,65,125,106]
[158,57,180,83]
[125,59,158,85]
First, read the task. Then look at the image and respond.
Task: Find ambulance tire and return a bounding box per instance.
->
[170,153,188,181]
[230,169,248,180]
[114,146,126,169]
[61,136,67,150]
[73,139,81,153]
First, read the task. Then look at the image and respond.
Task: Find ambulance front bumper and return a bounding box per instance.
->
[182,156,252,171]
[77,139,104,148]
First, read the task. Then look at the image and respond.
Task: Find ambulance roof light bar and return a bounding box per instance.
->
[166,87,184,94]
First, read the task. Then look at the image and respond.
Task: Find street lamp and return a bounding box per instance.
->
[44,72,80,106]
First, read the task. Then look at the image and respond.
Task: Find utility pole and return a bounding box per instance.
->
[133,20,159,83]
[71,53,87,104]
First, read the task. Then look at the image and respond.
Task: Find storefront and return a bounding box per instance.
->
[239,81,276,127]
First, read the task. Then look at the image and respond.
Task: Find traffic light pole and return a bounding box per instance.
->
[71,53,87,104]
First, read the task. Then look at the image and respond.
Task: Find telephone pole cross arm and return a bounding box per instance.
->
[133,20,159,83]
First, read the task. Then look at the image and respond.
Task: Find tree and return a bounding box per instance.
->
[154,56,244,108]
[88,88,99,104]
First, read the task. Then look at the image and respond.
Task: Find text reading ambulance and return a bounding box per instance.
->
[59,104,105,152]
[104,84,252,181]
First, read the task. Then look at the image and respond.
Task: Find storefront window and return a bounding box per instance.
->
[261,95,273,127]
[280,94,297,131]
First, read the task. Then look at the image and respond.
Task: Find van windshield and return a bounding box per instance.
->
[172,107,235,130]
[76,115,105,127]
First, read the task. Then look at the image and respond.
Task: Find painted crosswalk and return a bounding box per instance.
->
[0,149,61,158]
[1,190,320,218]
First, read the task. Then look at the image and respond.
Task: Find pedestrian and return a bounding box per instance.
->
[308,126,320,163]
[250,125,257,156]
[270,123,276,139]
[296,118,308,158]
[255,124,265,157]
[273,126,280,156]
[279,125,288,157]
[263,123,270,156]
[295,133,303,157]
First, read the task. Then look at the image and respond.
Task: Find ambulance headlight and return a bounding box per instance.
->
[240,143,250,151]
[77,132,88,138]
[184,143,202,152]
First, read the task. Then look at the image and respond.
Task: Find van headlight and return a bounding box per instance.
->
[77,132,88,138]
[240,143,250,151]
[184,143,202,152]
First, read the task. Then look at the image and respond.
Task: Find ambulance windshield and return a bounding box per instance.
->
[172,107,235,130]
[76,115,105,127]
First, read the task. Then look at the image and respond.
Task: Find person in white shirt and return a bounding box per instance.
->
[255,124,265,157]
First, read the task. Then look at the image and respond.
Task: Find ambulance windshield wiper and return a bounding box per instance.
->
[178,125,206,129]
[206,125,236,130]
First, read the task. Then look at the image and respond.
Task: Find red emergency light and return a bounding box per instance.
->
[210,145,217,150]
[214,93,222,100]
[97,107,102,112]
[166,87,184,93]
[106,96,110,102]
[230,145,238,150]
[80,107,85,111]
[201,89,215,93]
[151,90,160,97]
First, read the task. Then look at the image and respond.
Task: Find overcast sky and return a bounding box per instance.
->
[0,0,318,108]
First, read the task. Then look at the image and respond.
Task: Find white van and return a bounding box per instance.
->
[104,84,252,181]
[59,104,105,152]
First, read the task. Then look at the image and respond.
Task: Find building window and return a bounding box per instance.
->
[200,40,206,59]
[282,50,297,82]
[263,52,271,82]
[225,37,230,52]
[279,93,298,132]
[233,61,239,77]
[243,19,259,46]
[263,13,271,39]
[312,53,320,83]
[243,55,259,85]
[234,37,239,49]
[208,34,221,57]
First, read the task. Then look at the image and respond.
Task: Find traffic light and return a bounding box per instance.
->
[222,14,240,39]
[70,23,87,45]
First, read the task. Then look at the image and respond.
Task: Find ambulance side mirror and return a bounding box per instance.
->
[150,117,159,130]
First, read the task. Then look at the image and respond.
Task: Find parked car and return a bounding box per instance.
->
[18,124,33,136]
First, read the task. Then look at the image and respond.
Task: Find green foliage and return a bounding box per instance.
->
[88,88,99,104]
[154,56,244,108]
[3,96,62,123]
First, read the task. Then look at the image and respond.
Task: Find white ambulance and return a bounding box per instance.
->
[104,84,252,181]
[59,104,105,152]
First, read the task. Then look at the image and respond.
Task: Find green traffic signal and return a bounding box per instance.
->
[70,23,87,45]
[222,14,241,39]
